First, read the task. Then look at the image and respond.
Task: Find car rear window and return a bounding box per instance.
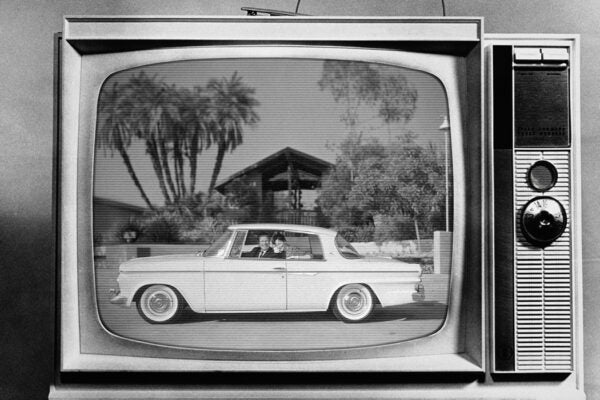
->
[285,233,324,260]
[335,233,362,259]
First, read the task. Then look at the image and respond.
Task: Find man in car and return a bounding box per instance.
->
[242,233,275,258]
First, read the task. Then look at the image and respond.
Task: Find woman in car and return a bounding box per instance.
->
[271,233,288,258]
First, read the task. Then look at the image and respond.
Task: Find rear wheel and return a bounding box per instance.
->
[332,283,374,323]
[136,284,183,324]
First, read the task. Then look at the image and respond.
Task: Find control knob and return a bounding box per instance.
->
[520,196,567,247]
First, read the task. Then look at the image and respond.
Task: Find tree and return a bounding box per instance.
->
[179,86,211,196]
[317,60,442,246]
[97,80,155,209]
[316,132,448,248]
[318,60,418,136]
[125,71,206,206]
[316,133,386,227]
[97,69,258,209]
[377,73,418,142]
[206,72,260,196]
[377,73,418,124]
[318,60,382,130]
[349,134,446,249]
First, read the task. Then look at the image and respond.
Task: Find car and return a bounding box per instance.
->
[110,224,425,323]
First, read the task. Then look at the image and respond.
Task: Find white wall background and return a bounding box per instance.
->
[1,1,599,399]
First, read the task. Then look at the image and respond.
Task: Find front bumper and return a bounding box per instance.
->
[109,288,128,306]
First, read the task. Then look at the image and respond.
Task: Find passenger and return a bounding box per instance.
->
[271,233,288,259]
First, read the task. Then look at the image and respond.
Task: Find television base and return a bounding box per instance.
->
[49,384,586,400]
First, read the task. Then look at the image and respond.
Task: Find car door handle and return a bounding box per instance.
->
[272,267,286,271]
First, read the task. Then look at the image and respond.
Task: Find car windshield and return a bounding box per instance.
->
[203,231,233,257]
[335,233,363,259]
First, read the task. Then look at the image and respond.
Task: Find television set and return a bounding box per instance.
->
[52,16,583,399]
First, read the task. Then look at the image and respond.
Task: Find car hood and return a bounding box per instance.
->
[119,254,202,272]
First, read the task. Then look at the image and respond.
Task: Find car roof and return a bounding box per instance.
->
[228,223,338,237]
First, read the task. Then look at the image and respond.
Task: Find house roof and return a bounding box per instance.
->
[215,147,333,193]
[93,196,148,213]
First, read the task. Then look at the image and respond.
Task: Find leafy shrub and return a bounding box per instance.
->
[139,210,185,243]
[179,217,229,244]
[420,256,434,274]
[373,214,414,242]
[218,208,253,224]
[115,217,144,243]
[335,224,375,242]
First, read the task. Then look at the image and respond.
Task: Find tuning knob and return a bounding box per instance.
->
[520,196,567,247]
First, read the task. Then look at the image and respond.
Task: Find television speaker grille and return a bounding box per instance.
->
[514,150,573,372]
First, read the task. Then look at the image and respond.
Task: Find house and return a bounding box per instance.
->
[214,147,333,226]
[93,196,147,243]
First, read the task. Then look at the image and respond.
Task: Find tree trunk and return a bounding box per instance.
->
[372,213,384,242]
[413,218,421,252]
[189,134,199,195]
[175,136,186,198]
[159,139,178,202]
[117,147,154,210]
[147,139,172,205]
[208,145,226,197]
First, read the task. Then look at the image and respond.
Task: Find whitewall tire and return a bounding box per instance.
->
[136,284,183,324]
[333,283,374,323]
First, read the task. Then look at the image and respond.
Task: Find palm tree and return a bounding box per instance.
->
[158,83,186,202]
[96,81,155,210]
[206,72,260,196]
[178,86,211,196]
[127,73,214,206]
[98,69,258,209]
[126,71,198,206]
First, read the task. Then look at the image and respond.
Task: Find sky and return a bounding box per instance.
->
[94,57,449,208]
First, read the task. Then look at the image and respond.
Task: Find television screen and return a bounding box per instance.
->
[58,18,483,372]
[92,57,453,351]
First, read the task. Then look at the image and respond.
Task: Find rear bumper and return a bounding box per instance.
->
[370,280,424,307]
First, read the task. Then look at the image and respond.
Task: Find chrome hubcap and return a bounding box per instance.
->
[148,292,172,314]
[342,291,366,314]
[344,293,365,313]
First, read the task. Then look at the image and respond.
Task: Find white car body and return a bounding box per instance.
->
[111,224,424,323]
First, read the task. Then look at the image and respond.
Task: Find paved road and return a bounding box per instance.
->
[95,268,448,350]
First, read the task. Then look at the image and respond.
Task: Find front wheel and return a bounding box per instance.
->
[136,284,183,324]
[332,283,374,323]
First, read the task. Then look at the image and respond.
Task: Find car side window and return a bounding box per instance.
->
[203,231,233,257]
[284,232,324,260]
[238,230,278,259]
[228,230,247,258]
[308,234,324,260]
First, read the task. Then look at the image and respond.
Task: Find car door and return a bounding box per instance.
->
[204,230,287,312]
[285,233,334,311]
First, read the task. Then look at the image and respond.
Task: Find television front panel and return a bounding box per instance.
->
[53,16,583,400]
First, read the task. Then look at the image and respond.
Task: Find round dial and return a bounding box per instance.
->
[528,160,558,191]
[520,196,567,247]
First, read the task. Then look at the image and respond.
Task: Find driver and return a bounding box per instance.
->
[242,234,275,258]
